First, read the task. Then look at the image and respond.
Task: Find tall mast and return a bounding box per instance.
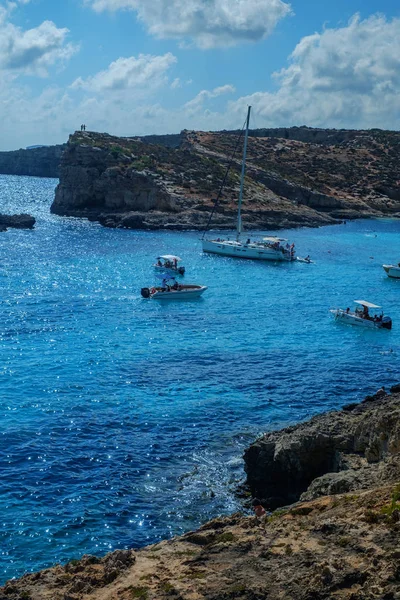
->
[236,105,251,241]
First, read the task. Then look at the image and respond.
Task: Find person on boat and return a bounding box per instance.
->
[346,307,350,314]
[173,258,178,268]
[252,498,266,518]
[304,255,311,263]
[172,281,179,290]
[246,238,251,245]
[157,259,162,267]
[362,305,369,319]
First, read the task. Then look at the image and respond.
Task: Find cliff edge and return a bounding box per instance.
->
[51,128,400,230]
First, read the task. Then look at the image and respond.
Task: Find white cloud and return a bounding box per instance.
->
[184,84,236,113]
[85,0,291,48]
[0,8,78,77]
[230,14,400,129]
[4,13,400,150]
[71,53,177,93]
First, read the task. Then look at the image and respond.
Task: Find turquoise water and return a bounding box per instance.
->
[0,174,399,583]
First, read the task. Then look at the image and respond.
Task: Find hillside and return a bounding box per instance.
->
[50,127,400,230]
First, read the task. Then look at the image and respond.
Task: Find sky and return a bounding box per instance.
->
[1,0,400,150]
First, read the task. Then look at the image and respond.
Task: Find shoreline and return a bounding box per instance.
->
[2,384,400,598]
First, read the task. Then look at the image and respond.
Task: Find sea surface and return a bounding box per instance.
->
[0,174,399,583]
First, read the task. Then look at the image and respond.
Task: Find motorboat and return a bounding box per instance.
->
[201,106,297,262]
[383,264,400,279]
[330,300,392,329]
[153,255,185,275]
[141,283,207,300]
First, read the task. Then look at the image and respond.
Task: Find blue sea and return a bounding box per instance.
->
[0,174,399,583]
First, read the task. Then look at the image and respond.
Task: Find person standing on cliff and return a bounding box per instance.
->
[252,498,266,518]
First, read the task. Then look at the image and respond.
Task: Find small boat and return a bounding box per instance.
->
[383,264,400,279]
[141,284,207,300]
[297,256,314,264]
[153,255,185,276]
[201,107,297,262]
[330,300,392,330]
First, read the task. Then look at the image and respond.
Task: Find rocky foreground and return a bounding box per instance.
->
[51,127,400,231]
[3,388,400,600]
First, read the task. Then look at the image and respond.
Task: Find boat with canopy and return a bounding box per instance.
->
[153,255,185,275]
[330,300,392,329]
[201,106,297,262]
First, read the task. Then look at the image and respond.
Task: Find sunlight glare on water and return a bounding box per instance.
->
[0,174,399,581]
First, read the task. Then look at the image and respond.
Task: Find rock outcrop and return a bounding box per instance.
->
[244,388,400,509]
[51,127,400,230]
[0,213,35,231]
[0,145,65,178]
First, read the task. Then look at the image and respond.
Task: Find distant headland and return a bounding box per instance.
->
[51,127,400,231]
[1,126,400,230]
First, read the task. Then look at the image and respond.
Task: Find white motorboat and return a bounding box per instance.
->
[202,106,296,261]
[141,283,207,300]
[201,106,297,262]
[330,300,392,330]
[153,255,185,275]
[383,264,400,279]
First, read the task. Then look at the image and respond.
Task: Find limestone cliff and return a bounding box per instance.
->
[244,386,400,509]
[52,127,400,230]
[0,145,65,178]
[3,389,400,600]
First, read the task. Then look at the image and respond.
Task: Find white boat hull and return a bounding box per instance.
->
[330,309,392,329]
[383,264,400,279]
[202,239,293,261]
[153,265,185,276]
[141,285,207,300]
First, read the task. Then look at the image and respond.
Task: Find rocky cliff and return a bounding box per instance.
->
[0,145,65,178]
[51,127,400,230]
[244,386,400,509]
[3,388,400,600]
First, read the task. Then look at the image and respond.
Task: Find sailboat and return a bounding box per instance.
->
[201,106,296,261]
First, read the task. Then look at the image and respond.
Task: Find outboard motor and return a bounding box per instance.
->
[380,316,392,330]
[141,287,150,298]
[178,266,185,275]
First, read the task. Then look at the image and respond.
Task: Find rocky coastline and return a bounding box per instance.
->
[50,128,400,231]
[3,386,400,600]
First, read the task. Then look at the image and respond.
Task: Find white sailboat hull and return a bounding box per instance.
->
[202,239,293,261]
[383,264,400,279]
